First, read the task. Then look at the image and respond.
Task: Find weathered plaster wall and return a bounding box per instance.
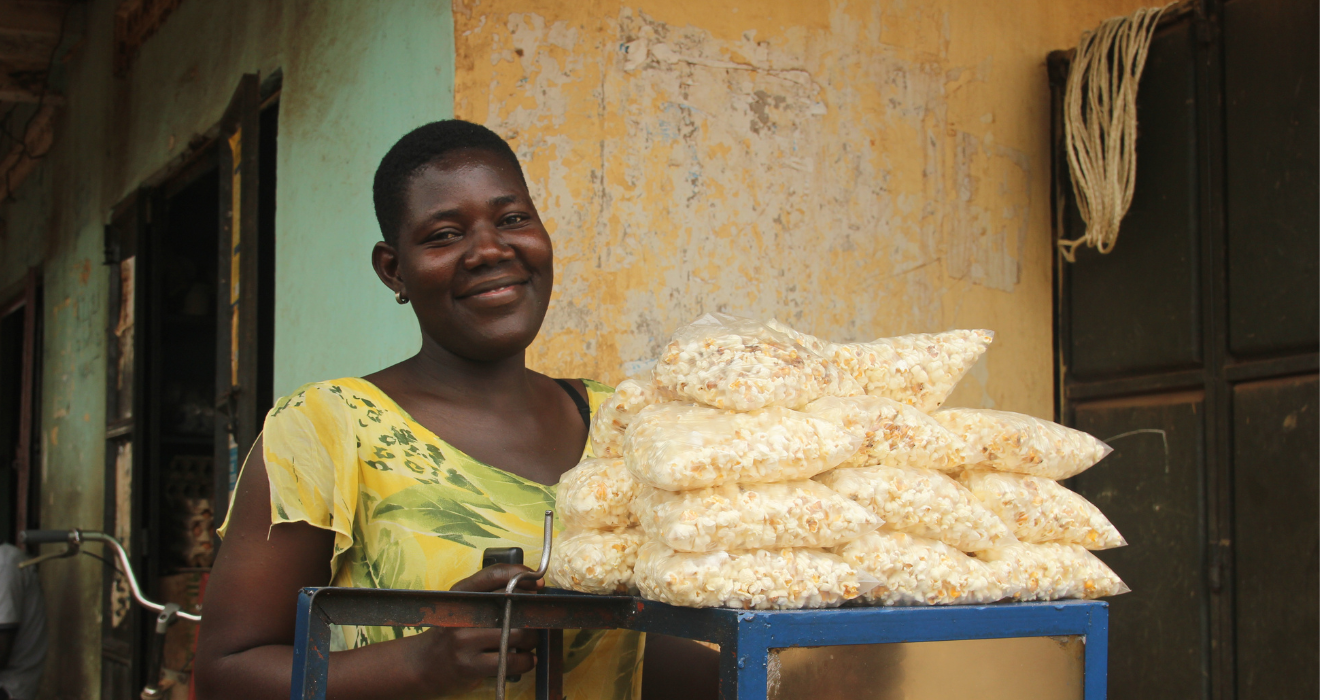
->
[0,2,453,697]
[454,0,1154,415]
[1,4,124,696]
[0,1,1160,696]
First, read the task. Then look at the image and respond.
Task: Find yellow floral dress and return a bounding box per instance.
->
[219,377,644,700]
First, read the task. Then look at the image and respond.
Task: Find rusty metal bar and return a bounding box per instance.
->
[310,588,639,630]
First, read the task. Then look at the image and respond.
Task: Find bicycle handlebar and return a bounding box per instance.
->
[19,529,201,623]
[18,530,73,546]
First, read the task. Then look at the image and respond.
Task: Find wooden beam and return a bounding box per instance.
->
[0,1,66,72]
[0,34,59,70]
[114,0,181,75]
[0,101,57,199]
[0,1,66,38]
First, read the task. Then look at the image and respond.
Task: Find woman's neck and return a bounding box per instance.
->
[397,334,536,409]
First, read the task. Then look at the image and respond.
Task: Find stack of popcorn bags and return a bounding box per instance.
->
[547,313,1129,610]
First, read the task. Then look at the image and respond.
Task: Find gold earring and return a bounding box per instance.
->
[395,290,409,304]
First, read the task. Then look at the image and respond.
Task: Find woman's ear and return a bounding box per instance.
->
[372,240,405,297]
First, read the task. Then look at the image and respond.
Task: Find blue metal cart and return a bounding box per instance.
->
[289,586,1108,700]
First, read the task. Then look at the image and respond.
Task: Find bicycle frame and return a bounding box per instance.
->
[21,529,201,698]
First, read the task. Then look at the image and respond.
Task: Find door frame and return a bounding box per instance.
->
[0,268,42,546]
[99,71,279,697]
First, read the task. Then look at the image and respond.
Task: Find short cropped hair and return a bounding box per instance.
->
[372,120,525,245]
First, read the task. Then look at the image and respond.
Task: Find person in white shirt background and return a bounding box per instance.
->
[0,544,45,700]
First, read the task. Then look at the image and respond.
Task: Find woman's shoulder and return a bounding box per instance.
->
[268,377,386,421]
[261,378,393,470]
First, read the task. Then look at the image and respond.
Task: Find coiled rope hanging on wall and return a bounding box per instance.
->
[1057,4,1170,263]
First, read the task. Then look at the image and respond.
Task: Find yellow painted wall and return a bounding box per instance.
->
[454,0,1155,417]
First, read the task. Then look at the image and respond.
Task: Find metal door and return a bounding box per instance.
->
[102,189,156,698]
[1050,2,1317,698]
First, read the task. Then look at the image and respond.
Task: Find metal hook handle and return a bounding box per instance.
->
[495,510,554,700]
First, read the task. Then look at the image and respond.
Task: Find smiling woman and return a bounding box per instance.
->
[191,121,717,700]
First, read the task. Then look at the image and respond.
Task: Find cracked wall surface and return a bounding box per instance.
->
[455,0,1154,415]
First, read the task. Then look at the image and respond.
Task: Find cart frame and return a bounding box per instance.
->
[290,587,1107,700]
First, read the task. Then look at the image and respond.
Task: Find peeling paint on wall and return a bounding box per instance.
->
[455,0,1154,414]
[948,129,1029,292]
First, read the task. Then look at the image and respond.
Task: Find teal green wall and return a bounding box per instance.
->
[0,2,454,696]
[274,0,452,397]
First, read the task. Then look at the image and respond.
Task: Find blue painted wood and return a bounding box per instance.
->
[717,601,1106,700]
[1084,603,1110,700]
[290,588,332,700]
[287,586,1108,700]
[717,633,742,700]
[732,613,772,700]
[722,600,1100,647]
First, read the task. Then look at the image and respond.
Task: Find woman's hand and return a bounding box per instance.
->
[403,564,545,694]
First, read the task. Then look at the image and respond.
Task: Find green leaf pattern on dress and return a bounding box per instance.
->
[245,377,644,699]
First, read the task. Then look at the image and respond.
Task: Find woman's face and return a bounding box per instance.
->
[375,149,553,362]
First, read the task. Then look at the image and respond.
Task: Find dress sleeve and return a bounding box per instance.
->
[581,379,615,413]
[219,382,359,576]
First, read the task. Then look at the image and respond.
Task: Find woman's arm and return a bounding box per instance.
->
[193,436,542,700]
[642,635,720,700]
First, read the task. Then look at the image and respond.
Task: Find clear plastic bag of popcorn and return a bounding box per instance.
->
[932,408,1111,480]
[816,464,1016,552]
[976,542,1129,601]
[958,470,1125,549]
[557,458,642,530]
[829,330,994,413]
[589,379,672,458]
[623,404,862,491]
[766,318,833,355]
[634,480,880,553]
[546,528,643,595]
[652,313,861,412]
[834,530,1004,606]
[633,541,869,610]
[804,395,972,471]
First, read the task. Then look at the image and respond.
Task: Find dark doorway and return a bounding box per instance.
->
[153,164,221,565]
[0,273,40,548]
[1050,1,1318,699]
[0,308,27,546]
[100,74,278,699]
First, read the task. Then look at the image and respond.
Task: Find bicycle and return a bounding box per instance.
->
[19,529,200,700]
